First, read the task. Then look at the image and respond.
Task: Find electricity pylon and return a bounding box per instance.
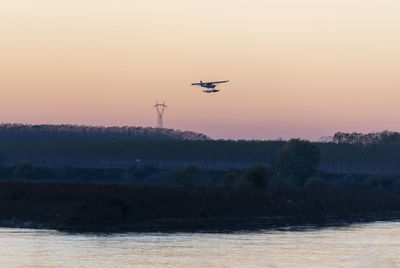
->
[154,101,167,128]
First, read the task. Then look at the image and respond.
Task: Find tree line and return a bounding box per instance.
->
[0,123,209,141]
[1,127,400,174]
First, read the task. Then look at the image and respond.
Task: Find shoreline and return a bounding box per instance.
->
[1,212,400,233]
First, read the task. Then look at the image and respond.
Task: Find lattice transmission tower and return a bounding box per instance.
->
[154,101,167,128]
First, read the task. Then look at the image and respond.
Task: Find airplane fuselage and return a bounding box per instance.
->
[200,81,216,89]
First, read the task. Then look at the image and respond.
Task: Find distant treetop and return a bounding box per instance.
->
[332,130,400,146]
[0,124,210,141]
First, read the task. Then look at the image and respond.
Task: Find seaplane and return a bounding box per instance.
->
[191,80,229,93]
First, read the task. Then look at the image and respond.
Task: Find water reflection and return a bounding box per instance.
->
[1,222,400,267]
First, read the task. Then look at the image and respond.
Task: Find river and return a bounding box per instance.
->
[1,221,400,267]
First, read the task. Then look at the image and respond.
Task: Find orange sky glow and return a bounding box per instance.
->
[1,0,400,140]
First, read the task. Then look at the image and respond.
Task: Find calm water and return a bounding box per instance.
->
[1,222,400,267]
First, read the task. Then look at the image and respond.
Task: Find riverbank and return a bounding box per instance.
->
[1,181,400,233]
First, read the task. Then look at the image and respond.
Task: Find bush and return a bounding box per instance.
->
[222,172,238,188]
[243,165,269,189]
[133,165,156,177]
[304,177,327,190]
[364,175,395,190]
[14,161,36,179]
[172,166,201,186]
[277,175,301,189]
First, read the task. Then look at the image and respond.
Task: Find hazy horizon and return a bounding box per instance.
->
[2,0,400,140]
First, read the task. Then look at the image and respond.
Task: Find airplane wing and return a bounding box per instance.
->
[191,83,201,85]
[208,80,229,84]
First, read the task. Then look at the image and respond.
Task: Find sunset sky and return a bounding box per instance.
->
[1,1,400,140]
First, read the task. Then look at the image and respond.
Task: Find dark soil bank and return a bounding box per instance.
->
[1,181,400,232]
